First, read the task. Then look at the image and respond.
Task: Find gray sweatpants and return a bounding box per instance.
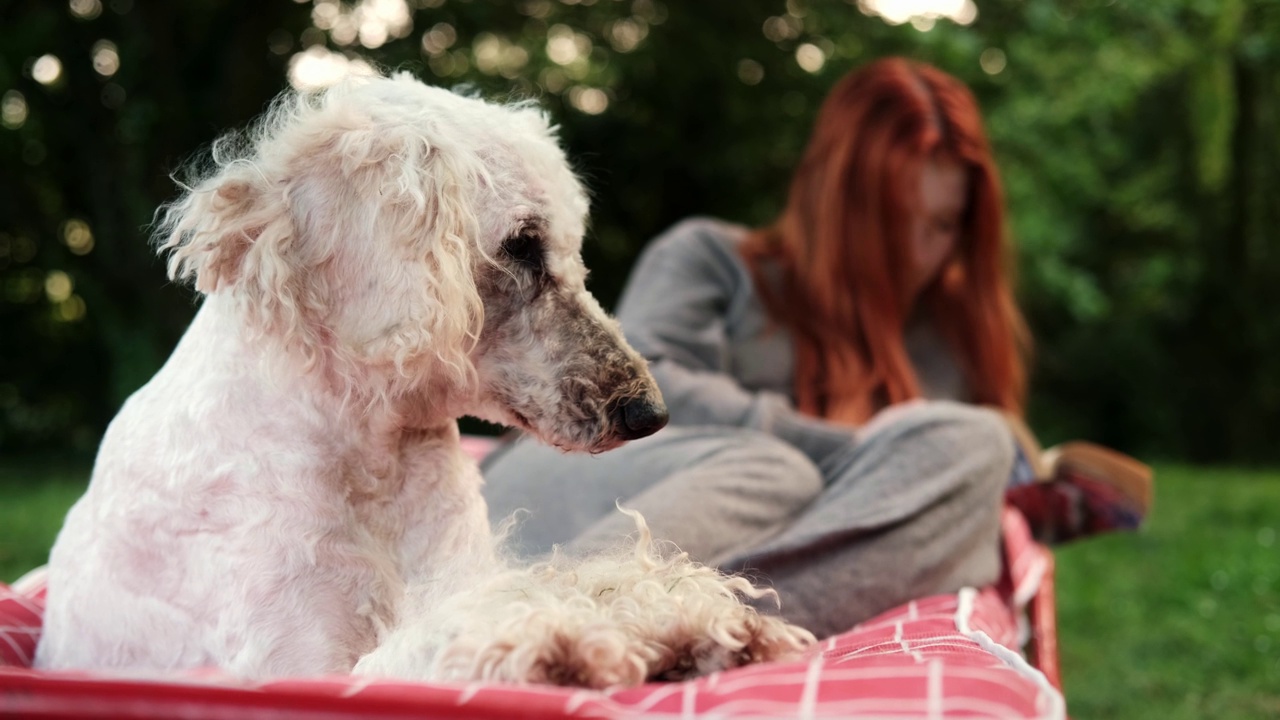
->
[481,401,1013,639]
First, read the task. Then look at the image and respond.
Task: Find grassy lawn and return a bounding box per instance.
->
[0,455,93,584]
[1056,465,1280,719]
[2,458,1278,717]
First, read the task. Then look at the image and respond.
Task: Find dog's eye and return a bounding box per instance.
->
[501,232,545,275]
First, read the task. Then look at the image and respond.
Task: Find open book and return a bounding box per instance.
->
[1002,412,1154,513]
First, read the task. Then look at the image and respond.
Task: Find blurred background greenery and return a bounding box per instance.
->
[1,0,1278,716]
[4,0,1280,463]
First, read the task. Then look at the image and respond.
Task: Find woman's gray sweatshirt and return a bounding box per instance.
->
[614,217,969,465]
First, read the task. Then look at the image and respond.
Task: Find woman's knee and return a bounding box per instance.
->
[873,402,1015,497]
[701,429,825,511]
[895,401,1012,455]
[935,404,1016,497]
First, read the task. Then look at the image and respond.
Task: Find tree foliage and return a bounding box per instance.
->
[2,0,1278,461]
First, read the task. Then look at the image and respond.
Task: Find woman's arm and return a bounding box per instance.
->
[616,219,853,464]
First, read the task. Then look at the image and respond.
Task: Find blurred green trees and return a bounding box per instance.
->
[2,0,1278,462]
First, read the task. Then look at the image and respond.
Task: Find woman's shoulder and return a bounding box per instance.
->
[642,217,751,271]
[618,216,770,332]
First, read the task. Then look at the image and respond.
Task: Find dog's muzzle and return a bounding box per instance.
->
[606,394,669,441]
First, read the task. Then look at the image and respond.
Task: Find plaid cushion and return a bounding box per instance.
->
[0,567,46,669]
[0,509,1063,718]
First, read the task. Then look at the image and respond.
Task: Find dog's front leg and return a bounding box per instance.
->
[352,431,504,678]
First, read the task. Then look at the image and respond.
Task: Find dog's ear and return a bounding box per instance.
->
[156,150,321,362]
[156,165,292,297]
[156,79,493,390]
[331,119,487,387]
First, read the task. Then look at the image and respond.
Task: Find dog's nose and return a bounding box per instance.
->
[610,395,669,441]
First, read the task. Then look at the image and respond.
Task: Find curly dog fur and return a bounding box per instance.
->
[36,72,813,686]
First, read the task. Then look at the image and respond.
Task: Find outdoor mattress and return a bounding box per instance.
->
[1,501,1064,719]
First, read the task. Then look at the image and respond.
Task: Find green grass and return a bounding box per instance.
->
[2,459,1278,717]
[1056,465,1280,719]
[0,456,91,584]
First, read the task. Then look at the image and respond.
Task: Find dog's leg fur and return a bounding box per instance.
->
[356,510,815,688]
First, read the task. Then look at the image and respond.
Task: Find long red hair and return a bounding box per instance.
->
[740,57,1030,424]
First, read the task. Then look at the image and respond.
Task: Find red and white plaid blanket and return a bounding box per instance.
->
[0,508,1063,719]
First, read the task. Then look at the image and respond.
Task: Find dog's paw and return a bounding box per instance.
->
[548,507,817,683]
[432,612,652,689]
[360,508,817,689]
[648,611,816,682]
[632,570,817,682]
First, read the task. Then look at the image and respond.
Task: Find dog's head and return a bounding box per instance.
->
[156,72,665,453]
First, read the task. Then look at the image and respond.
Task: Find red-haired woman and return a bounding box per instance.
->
[483,57,1145,638]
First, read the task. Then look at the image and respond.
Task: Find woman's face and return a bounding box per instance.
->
[909,155,968,297]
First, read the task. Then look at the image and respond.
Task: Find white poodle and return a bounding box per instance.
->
[35,72,813,687]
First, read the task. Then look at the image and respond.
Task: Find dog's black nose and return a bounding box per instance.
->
[610,395,669,441]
